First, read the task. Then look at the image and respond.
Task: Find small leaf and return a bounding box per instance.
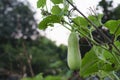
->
[114,41,120,50]
[37,0,46,8]
[97,14,103,23]
[51,0,63,4]
[62,2,69,15]
[72,16,88,27]
[104,20,120,37]
[38,15,62,29]
[72,17,89,37]
[51,5,62,15]
[88,14,103,26]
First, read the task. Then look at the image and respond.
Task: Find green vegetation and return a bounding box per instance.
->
[35,0,120,79]
[0,0,68,79]
[0,0,120,80]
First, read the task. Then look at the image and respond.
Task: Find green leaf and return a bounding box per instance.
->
[38,15,62,29]
[37,0,46,8]
[63,0,69,10]
[88,14,103,26]
[80,46,116,77]
[104,20,120,37]
[51,0,63,4]
[79,27,90,37]
[72,16,88,27]
[114,41,120,50]
[51,5,62,15]
[97,14,103,23]
[62,2,69,15]
[72,17,89,37]
[80,46,99,77]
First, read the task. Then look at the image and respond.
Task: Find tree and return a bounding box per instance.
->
[98,0,120,23]
[0,0,39,40]
[0,1,68,79]
[0,0,39,77]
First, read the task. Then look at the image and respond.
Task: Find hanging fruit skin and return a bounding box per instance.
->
[67,31,81,70]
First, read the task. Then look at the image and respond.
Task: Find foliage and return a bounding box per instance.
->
[0,0,68,79]
[0,36,68,77]
[104,20,120,39]
[0,0,39,40]
[38,15,62,29]
[36,0,120,79]
[0,0,38,77]
[1,0,120,80]
[22,73,68,80]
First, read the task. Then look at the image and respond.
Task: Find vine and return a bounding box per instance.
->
[22,0,120,79]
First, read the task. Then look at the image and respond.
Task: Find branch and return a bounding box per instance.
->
[66,0,111,42]
[66,0,120,55]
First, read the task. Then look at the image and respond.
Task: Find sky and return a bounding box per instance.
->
[25,0,120,46]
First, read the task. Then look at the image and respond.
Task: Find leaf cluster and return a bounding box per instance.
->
[37,0,120,79]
